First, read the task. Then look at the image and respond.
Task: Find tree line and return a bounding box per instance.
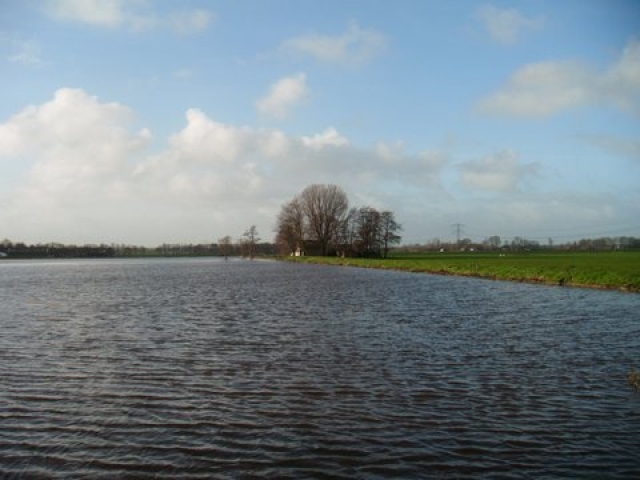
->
[0,239,276,259]
[0,241,116,258]
[275,184,402,257]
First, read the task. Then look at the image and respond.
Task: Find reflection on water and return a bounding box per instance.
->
[1,258,639,478]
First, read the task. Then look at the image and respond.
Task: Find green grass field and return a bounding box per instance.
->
[284,251,640,292]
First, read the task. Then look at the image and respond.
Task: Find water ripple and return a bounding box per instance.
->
[1,258,639,478]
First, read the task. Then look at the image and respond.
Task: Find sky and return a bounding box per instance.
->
[0,0,639,246]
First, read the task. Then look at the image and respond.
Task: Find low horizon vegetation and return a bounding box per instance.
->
[2,235,639,292]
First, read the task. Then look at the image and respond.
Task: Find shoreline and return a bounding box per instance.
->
[3,253,638,293]
[281,255,640,293]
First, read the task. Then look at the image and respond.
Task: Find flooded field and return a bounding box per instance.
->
[1,258,639,478]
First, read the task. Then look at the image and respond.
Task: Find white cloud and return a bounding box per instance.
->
[479,61,592,117]
[281,21,388,65]
[477,4,543,45]
[478,39,640,117]
[302,127,348,149]
[168,109,251,164]
[0,88,143,156]
[0,88,149,200]
[457,150,538,192]
[46,0,214,33]
[256,73,309,119]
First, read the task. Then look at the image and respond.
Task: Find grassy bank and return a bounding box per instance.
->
[283,251,640,292]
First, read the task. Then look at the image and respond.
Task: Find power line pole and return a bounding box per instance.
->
[452,223,465,246]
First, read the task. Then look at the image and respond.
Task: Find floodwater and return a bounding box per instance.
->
[1,258,639,478]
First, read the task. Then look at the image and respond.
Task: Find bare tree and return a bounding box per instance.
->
[334,207,358,257]
[242,225,260,259]
[275,196,306,255]
[380,211,402,258]
[300,184,349,256]
[356,207,382,257]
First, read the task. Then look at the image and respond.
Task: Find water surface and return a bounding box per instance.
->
[1,258,639,478]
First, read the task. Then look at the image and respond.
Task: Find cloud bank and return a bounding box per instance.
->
[0,88,447,244]
[0,88,635,245]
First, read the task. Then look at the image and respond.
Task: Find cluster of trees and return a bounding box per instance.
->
[275,184,402,257]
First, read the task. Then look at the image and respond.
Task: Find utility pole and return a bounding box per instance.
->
[452,223,465,246]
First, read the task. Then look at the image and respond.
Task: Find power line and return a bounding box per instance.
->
[451,223,465,245]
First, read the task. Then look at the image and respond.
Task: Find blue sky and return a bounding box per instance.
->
[0,0,639,246]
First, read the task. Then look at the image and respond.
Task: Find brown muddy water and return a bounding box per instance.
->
[1,258,639,478]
